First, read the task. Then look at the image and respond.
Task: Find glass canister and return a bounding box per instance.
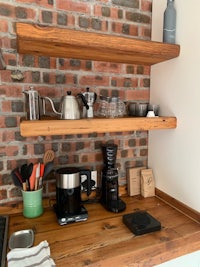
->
[95,95,110,117]
[23,87,40,120]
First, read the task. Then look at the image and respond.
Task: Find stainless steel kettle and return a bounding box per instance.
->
[41,91,89,119]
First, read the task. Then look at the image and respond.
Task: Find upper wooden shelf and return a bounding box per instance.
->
[16,23,180,65]
[20,117,177,137]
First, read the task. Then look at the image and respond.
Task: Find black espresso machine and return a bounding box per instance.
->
[54,167,91,225]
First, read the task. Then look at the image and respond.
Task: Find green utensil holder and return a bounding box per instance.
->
[22,188,43,218]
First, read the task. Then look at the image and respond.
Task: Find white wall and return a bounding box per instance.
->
[149,0,200,212]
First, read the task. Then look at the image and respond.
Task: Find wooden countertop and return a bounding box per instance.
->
[7,196,200,266]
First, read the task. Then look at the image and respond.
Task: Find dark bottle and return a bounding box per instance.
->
[163,0,176,44]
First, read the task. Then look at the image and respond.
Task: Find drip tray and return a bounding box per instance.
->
[123,210,161,236]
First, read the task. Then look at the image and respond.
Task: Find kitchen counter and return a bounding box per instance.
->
[7,195,200,266]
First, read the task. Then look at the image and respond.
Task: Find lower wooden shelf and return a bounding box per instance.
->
[20,116,177,137]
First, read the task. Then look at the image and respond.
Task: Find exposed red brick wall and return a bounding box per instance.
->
[0,0,152,203]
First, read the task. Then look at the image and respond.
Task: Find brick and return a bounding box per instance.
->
[57,13,68,26]
[5,117,17,128]
[101,6,110,17]
[79,75,110,87]
[79,16,90,28]
[39,56,50,68]
[0,19,8,32]
[112,0,139,9]
[22,55,35,67]
[41,10,53,23]
[32,71,41,83]
[91,18,102,31]
[141,0,152,12]
[0,189,7,200]
[125,89,150,101]
[110,76,138,88]
[16,0,54,8]
[57,0,90,13]
[126,11,151,24]
[0,4,13,17]
[34,143,45,155]
[93,62,123,74]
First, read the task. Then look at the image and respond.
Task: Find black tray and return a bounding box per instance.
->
[123,210,161,236]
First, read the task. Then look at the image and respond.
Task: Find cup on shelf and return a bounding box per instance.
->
[148,104,160,116]
[128,102,148,117]
[146,110,155,117]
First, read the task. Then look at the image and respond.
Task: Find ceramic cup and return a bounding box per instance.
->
[146,110,155,117]
[148,104,160,116]
[135,103,148,117]
[22,187,43,218]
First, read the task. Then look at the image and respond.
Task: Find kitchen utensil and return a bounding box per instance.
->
[35,163,40,190]
[9,229,34,249]
[43,150,55,165]
[43,161,54,180]
[41,91,89,120]
[39,163,45,189]
[21,164,29,191]
[23,87,40,120]
[11,170,22,188]
[29,164,38,191]
[27,163,33,190]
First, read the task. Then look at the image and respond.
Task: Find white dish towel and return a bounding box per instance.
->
[7,240,56,267]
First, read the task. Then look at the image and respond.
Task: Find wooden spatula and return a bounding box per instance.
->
[43,150,55,165]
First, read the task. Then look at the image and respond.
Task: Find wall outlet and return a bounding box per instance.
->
[81,170,97,191]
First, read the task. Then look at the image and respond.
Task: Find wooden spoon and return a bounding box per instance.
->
[43,150,55,165]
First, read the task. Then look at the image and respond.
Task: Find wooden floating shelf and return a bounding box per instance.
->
[16,23,180,65]
[20,117,177,137]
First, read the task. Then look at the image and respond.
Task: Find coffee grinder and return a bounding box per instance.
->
[101,144,126,213]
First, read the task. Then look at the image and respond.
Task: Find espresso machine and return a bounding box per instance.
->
[101,144,126,213]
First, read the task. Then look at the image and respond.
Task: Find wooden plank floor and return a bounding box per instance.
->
[7,195,200,266]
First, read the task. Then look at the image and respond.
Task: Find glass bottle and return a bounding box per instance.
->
[163,0,176,44]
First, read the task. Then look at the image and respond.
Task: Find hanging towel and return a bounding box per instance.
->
[7,240,56,267]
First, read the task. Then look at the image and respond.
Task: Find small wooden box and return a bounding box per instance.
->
[127,167,146,196]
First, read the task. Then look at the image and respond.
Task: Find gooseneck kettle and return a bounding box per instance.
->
[41,91,89,119]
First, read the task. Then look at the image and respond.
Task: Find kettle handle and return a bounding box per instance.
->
[80,169,91,196]
[41,96,61,115]
[77,93,90,110]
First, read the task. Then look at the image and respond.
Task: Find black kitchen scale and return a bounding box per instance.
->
[53,204,88,226]
[123,210,161,235]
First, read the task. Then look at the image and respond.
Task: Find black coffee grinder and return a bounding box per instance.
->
[101,144,126,213]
